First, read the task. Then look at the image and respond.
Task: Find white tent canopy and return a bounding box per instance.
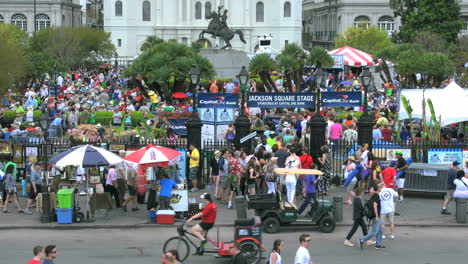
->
[398,82,468,126]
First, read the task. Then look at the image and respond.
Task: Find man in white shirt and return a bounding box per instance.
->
[295,234,313,264]
[76,165,87,194]
[359,144,369,167]
[56,75,64,86]
[379,187,399,239]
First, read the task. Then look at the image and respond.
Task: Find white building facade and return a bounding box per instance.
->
[303,0,468,50]
[104,0,303,58]
[0,0,82,35]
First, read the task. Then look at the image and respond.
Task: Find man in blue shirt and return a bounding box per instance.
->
[297,164,321,216]
[25,163,43,215]
[441,161,460,215]
[159,174,177,210]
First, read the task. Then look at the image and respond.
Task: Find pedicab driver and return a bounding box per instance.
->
[186,193,217,253]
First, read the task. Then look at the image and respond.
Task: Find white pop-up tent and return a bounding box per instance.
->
[398,81,468,126]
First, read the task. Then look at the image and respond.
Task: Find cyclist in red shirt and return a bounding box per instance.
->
[186,193,217,254]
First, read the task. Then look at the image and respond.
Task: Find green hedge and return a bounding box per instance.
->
[335,112,363,120]
[3,110,153,127]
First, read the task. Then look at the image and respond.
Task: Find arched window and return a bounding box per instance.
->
[284,1,291,18]
[378,16,394,33]
[182,37,188,45]
[11,13,27,31]
[195,2,202,19]
[142,1,151,21]
[115,1,123,17]
[0,15,4,23]
[256,2,264,22]
[353,15,370,29]
[35,14,50,31]
[205,2,212,19]
[462,16,468,34]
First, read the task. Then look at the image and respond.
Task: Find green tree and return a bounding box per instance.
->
[139,36,164,53]
[334,25,392,55]
[0,24,27,94]
[277,43,307,92]
[307,47,334,68]
[124,39,215,102]
[249,54,278,92]
[390,0,464,43]
[28,27,115,71]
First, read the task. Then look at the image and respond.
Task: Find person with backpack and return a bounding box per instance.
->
[344,187,374,247]
[359,182,386,249]
[224,123,236,145]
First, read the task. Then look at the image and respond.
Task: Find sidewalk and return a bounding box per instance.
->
[0,186,465,230]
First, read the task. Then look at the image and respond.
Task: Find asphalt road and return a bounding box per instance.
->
[1,226,466,264]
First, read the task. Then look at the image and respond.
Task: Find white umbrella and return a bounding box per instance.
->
[50,145,123,168]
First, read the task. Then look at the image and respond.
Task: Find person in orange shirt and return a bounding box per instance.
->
[209,80,219,93]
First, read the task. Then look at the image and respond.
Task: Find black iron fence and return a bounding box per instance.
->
[328,140,467,179]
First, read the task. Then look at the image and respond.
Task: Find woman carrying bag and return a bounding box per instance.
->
[343,187,374,247]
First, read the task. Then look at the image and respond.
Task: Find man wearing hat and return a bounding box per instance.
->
[186,193,217,255]
[148,91,158,111]
[267,131,276,147]
[441,161,460,215]
[394,150,408,201]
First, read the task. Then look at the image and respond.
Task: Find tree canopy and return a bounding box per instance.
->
[334,25,392,55]
[125,38,215,102]
[0,24,27,94]
[390,0,464,43]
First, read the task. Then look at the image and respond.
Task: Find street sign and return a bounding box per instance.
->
[240,132,257,144]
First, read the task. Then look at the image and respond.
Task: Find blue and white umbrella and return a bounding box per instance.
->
[50,145,123,168]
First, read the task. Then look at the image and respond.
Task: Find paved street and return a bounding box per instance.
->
[0,186,464,229]
[1,226,466,264]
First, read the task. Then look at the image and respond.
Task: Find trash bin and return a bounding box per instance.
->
[455,198,467,223]
[333,196,343,222]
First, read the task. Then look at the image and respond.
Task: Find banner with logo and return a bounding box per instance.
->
[247,93,316,108]
[331,55,345,69]
[197,93,238,108]
[168,119,187,136]
[321,92,362,107]
[428,149,463,165]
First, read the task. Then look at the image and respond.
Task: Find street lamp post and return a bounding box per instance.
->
[234,66,251,151]
[307,67,327,162]
[421,72,428,89]
[39,110,51,223]
[357,67,374,150]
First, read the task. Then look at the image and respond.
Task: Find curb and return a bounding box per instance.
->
[1,222,467,230]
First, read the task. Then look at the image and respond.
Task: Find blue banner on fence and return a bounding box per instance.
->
[428,149,463,165]
[168,119,187,136]
[197,93,239,108]
[247,93,316,108]
[321,92,362,107]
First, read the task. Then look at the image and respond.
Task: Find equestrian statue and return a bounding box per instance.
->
[198,6,246,49]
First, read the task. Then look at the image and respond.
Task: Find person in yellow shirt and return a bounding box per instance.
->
[148,91,159,111]
[187,144,200,192]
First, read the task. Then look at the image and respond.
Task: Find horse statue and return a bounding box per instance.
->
[198,8,246,50]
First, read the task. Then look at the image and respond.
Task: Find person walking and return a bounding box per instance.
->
[43,245,57,264]
[380,185,399,240]
[264,157,278,194]
[359,182,386,249]
[218,150,230,203]
[227,151,242,209]
[344,156,357,205]
[285,147,301,206]
[294,234,313,264]
[441,161,460,215]
[246,158,259,195]
[297,164,319,216]
[25,163,43,215]
[395,150,408,201]
[27,246,44,264]
[210,150,221,200]
[104,165,121,208]
[122,168,138,212]
[344,187,374,247]
[187,144,200,192]
[2,164,23,213]
[318,145,332,196]
[269,239,284,264]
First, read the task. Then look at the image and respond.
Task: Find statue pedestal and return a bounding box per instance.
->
[200,49,250,79]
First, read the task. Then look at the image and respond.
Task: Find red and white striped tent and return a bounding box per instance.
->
[329,46,374,67]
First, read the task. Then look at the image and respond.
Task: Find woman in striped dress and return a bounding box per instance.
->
[318,145,332,195]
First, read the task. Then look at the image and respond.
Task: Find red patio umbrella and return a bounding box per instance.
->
[172,92,188,99]
[124,145,182,168]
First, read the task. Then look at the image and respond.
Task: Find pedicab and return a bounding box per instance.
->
[163,217,264,264]
[247,168,336,233]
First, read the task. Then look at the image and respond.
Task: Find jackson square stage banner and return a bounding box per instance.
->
[197,93,239,108]
[321,92,362,108]
[247,93,316,108]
